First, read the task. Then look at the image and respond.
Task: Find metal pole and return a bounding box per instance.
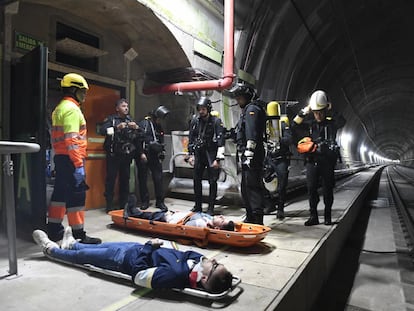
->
[3,153,17,275]
[0,141,40,276]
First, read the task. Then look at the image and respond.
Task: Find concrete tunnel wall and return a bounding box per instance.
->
[4,0,411,172]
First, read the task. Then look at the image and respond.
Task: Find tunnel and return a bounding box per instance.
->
[13,0,414,167]
[232,0,414,167]
[2,1,414,310]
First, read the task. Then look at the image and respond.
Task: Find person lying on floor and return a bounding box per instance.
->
[125,195,235,231]
[33,228,233,294]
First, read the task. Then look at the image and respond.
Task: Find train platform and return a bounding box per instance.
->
[0,167,386,311]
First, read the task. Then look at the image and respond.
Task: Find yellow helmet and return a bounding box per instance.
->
[61,73,89,90]
[210,110,220,118]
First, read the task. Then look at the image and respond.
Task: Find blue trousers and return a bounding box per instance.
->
[50,242,142,272]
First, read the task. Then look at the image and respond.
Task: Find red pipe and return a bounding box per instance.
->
[143,0,235,95]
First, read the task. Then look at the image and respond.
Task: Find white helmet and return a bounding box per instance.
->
[309,90,329,111]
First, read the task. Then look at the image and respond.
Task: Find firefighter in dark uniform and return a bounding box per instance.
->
[100,98,141,213]
[292,90,346,226]
[263,102,292,220]
[187,97,225,215]
[136,106,170,211]
[230,83,267,225]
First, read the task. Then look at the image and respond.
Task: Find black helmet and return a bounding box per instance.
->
[196,97,212,112]
[153,105,170,119]
[228,83,256,101]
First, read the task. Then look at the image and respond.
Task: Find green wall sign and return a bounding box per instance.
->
[14,32,43,52]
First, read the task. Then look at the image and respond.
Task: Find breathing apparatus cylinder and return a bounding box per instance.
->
[264,101,282,192]
[266,101,281,143]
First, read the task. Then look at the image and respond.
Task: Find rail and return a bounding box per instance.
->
[0,141,40,276]
[386,166,414,253]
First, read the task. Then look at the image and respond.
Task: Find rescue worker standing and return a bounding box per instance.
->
[230,83,266,225]
[136,106,170,211]
[187,97,225,215]
[263,102,292,220]
[292,90,346,226]
[100,99,140,213]
[47,73,101,244]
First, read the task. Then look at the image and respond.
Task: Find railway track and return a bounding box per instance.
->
[386,165,414,252]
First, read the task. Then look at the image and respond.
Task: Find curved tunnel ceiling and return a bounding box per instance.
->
[22,0,191,72]
[17,0,414,164]
[235,0,414,164]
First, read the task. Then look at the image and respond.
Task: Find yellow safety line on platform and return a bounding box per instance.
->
[100,288,152,311]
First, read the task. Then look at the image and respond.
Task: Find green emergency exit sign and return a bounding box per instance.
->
[14,32,43,52]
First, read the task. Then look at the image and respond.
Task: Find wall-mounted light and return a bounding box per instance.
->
[124,48,138,61]
[340,132,352,145]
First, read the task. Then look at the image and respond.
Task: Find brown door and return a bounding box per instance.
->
[83,84,121,209]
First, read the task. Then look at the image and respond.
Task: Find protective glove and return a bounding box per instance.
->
[73,166,85,187]
[216,146,225,161]
[299,105,311,117]
[243,149,254,167]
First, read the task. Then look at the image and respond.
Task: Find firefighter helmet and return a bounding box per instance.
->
[153,105,170,119]
[228,83,256,101]
[309,90,329,111]
[61,73,89,90]
[196,97,212,112]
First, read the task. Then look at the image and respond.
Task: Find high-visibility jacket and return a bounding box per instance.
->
[51,96,87,168]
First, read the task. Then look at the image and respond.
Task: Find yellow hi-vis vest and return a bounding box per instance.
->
[51,96,87,168]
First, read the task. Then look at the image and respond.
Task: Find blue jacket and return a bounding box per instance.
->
[121,242,203,289]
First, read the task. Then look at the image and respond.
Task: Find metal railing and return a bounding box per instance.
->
[0,141,40,276]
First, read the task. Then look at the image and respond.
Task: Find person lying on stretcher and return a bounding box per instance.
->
[125,195,235,231]
[33,228,233,293]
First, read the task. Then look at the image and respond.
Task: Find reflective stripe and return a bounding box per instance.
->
[50,201,65,207]
[66,205,85,212]
[70,223,84,230]
[134,267,156,288]
[48,217,64,223]
[64,132,80,138]
[67,145,79,150]
[52,136,65,143]
[52,126,64,131]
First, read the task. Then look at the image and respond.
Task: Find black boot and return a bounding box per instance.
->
[141,201,150,210]
[207,205,214,216]
[105,200,114,213]
[156,201,168,212]
[191,205,203,213]
[304,210,319,226]
[243,207,254,223]
[47,223,64,242]
[73,229,102,244]
[276,202,285,220]
[252,213,264,225]
[263,196,276,214]
[324,209,332,225]
[124,195,138,218]
[264,205,277,215]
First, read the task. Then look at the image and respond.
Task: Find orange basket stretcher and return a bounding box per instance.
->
[108,209,271,248]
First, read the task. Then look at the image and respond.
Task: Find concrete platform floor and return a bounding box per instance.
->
[1,167,406,311]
